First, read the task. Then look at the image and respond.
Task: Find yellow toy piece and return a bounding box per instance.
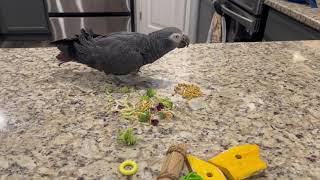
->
[208,144,267,180]
[187,155,226,180]
[119,160,138,176]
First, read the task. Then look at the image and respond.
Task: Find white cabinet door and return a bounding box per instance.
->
[136,0,198,42]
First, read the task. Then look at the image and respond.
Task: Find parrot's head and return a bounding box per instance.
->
[169,33,190,48]
[149,27,190,48]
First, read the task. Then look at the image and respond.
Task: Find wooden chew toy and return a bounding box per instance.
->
[157,144,187,180]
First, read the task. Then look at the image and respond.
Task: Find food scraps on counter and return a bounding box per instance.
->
[117,128,137,146]
[174,83,203,100]
[119,88,174,126]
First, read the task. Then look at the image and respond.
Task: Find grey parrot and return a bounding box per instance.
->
[51,27,190,75]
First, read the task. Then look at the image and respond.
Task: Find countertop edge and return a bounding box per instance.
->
[264,0,320,31]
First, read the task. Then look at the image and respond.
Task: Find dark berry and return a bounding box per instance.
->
[151,119,159,126]
[150,107,156,112]
[156,103,165,111]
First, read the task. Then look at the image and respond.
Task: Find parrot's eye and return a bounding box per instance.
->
[175,35,179,39]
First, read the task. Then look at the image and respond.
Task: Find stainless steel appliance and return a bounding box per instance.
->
[214,0,267,42]
[45,0,134,40]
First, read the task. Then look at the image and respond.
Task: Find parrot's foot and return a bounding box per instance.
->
[129,69,141,77]
[130,72,139,77]
[111,76,125,85]
[109,70,141,85]
[112,75,134,85]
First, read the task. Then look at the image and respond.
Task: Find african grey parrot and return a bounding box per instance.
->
[51,27,190,75]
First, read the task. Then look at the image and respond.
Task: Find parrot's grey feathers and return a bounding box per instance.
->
[52,27,189,75]
[77,30,94,47]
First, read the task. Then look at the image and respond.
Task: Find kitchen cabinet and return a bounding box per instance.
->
[0,0,50,34]
[263,8,320,41]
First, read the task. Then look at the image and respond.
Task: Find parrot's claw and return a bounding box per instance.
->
[129,69,141,77]
[111,76,124,85]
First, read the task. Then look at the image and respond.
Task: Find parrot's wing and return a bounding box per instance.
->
[74,31,147,75]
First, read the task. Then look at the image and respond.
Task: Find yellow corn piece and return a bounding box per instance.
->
[208,144,267,180]
[187,154,226,180]
[136,100,152,112]
[163,111,173,119]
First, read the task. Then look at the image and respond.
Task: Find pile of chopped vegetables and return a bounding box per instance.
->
[174,83,203,100]
[119,88,174,126]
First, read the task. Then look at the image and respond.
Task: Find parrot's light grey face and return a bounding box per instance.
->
[169,33,190,48]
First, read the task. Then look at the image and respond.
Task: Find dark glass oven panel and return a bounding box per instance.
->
[46,0,130,13]
[229,0,264,15]
[221,1,261,33]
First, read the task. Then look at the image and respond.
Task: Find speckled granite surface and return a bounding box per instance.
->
[0,41,320,179]
[265,0,320,31]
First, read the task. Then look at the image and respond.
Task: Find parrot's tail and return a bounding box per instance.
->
[50,29,100,66]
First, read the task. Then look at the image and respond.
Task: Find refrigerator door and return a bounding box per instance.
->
[49,17,131,40]
[46,0,130,13]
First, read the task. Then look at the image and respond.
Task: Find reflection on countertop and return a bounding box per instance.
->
[0,111,8,131]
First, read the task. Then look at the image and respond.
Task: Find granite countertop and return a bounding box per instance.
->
[0,41,320,179]
[265,0,320,31]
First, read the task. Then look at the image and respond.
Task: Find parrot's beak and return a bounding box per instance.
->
[56,52,72,66]
[178,35,190,48]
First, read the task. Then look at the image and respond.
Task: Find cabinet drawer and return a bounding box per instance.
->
[264,8,320,41]
[0,0,49,34]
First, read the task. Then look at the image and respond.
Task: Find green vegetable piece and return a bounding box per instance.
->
[180,172,203,180]
[127,102,133,107]
[138,111,151,122]
[159,97,173,110]
[120,86,130,93]
[140,95,151,101]
[158,111,166,120]
[146,88,156,98]
[117,128,137,146]
[105,85,114,93]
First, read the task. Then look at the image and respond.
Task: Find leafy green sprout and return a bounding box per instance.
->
[157,97,173,110]
[146,88,173,109]
[117,128,137,146]
[105,85,114,93]
[146,88,157,98]
[105,85,131,94]
[138,111,151,122]
[120,86,131,93]
[140,95,151,101]
[158,111,166,120]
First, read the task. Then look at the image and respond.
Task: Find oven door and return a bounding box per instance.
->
[49,17,131,40]
[221,1,260,34]
[46,0,131,13]
[218,1,263,42]
[228,0,264,16]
